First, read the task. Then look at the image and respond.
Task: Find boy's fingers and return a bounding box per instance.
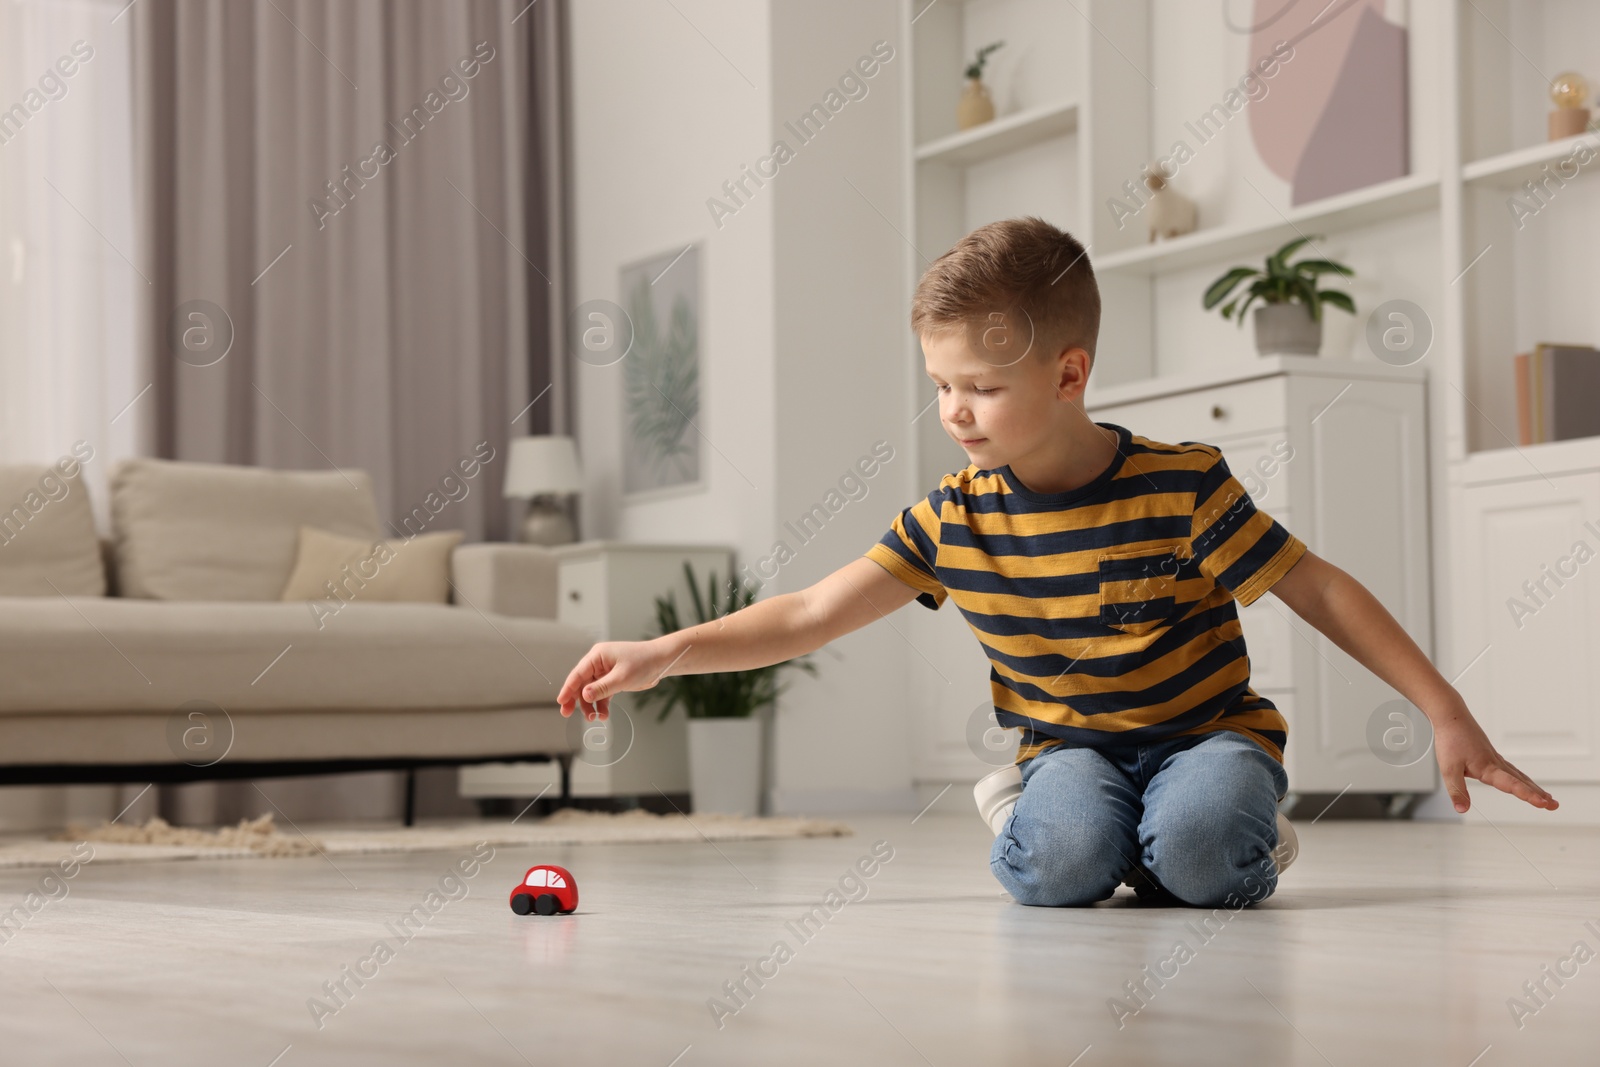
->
[1490,763,1556,809]
[1468,761,1556,811]
[583,662,630,703]
[1502,760,1555,804]
[1443,767,1470,813]
[1496,770,1542,807]
[1493,754,1535,787]
[561,678,590,716]
[1480,754,1551,804]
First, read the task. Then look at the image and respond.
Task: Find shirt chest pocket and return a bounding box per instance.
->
[1097,546,1185,636]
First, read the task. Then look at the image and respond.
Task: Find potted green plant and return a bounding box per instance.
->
[957,41,1004,130]
[1202,234,1355,356]
[634,561,818,815]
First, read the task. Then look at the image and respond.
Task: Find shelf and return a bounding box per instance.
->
[1093,171,1440,277]
[1457,433,1600,485]
[1462,129,1600,190]
[914,99,1078,167]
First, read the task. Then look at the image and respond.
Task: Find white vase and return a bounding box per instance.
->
[1252,303,1323,356]
[687,717,763,816]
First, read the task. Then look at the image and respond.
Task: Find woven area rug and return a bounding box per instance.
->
[0,808,853,869]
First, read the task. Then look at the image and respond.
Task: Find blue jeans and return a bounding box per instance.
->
[990,729,1289,908]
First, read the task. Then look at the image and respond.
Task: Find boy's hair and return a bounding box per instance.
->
[910,216,1100,374]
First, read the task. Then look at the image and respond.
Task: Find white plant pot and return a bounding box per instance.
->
[687,717,763,816]
[1252,302,1323,356]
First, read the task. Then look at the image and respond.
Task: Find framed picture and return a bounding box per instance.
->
[1246,1,1410,205]
[619,243,703,500]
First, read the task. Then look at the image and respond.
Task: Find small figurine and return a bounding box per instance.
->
[1145,164,1197,243]
[509,864,579,915]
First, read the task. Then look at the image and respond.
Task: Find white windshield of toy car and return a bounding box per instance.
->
[548,874,566,888]
[525,870,548,887]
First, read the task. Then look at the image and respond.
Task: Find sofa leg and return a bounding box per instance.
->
[558,754,572,805]
[403,768,416,827]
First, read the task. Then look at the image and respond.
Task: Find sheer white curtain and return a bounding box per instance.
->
[0,0,146,523]
[0,0,149,831]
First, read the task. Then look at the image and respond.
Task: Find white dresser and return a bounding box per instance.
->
[1449,440,1600,792]
[459,541,734,804]
[1086,355,1434,800]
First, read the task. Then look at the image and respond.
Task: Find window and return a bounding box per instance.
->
[525,870,548,887]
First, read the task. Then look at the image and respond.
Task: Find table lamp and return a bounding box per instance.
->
[504,435,583,545]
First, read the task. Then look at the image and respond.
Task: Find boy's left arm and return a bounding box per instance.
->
[1268,549,1558,814]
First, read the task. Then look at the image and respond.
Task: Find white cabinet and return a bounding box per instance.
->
[1087,356,1436,796]
[459,541,733,802]
[1450,461,1600,784]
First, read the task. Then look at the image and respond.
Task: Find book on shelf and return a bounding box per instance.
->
[1514,343,1600,445]
[1514,352,1530,446]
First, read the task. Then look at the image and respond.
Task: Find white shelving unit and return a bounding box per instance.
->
[896,0,1600,813]
[1446,0,1600,820]
[914,99,1078,165]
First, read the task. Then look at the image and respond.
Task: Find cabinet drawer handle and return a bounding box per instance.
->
[568,590,581,601]
[1211,404,1226,420]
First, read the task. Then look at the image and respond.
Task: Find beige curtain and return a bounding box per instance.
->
[130,0,565,824]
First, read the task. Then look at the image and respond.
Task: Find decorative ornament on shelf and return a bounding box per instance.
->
[1548,71,1591,141]
[1144,163,1197,243]
[1202,235,1355,358]
[956,41,1004,131]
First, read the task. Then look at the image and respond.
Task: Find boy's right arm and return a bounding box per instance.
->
[555,557,921,721]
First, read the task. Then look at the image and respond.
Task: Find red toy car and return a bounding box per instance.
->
[509,864,578,915]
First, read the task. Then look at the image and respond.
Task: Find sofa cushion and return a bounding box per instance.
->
[0,462,106,597]
[0,598,594,713]
[280,526,464,604]
[111,458,383,601]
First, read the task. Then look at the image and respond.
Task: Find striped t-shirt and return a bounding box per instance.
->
[863,421,1307,766]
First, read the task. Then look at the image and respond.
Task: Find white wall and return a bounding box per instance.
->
[567,0,777,553]
[766,3,916,812]
[567,0,921,812]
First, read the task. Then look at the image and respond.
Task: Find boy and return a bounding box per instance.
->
[555,216,1557,909]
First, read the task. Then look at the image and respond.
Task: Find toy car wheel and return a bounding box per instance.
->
[511,893,534,915]
[534,893,559,915]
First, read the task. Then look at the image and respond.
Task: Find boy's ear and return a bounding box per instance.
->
[1052,345,1092,400]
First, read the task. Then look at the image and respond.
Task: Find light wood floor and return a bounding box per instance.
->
[2,810,1598,1065]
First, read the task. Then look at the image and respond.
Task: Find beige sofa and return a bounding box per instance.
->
[0,456,593,822]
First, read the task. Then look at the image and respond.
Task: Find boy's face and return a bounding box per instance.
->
[921,324,1089,466]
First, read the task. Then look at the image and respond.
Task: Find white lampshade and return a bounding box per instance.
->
[503,435,583,497]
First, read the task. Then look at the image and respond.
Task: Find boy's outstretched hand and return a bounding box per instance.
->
[1432,710,1558,813]
[556,640,675,723]
[1269,551,1558,816]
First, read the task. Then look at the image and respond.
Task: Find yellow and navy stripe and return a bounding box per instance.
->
[864,422,1307,766]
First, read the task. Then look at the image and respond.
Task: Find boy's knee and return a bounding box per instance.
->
[992,817,1128,907]
[1143,807,1279,908]
[1160,855,1277,908]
